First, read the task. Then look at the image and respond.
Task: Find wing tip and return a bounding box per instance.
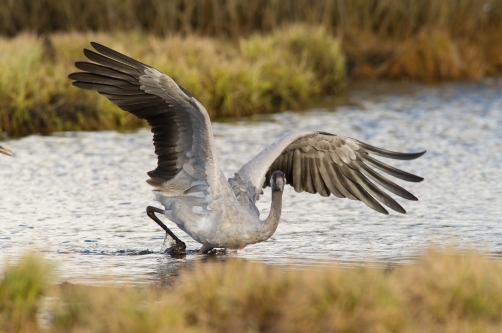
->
[412,175,425,183]
[395,206,407,214]
[356,139,427,161]
[400,149,426,160]
[379,207,390,215]
[413,150,427,159]
[90,41,100,48]
[90,41,108,53]
[82,48,97,60]
[70,80,92,91]
[90,42,114,56]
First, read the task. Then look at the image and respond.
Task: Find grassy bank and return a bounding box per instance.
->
[0,26,344,137]
[3,249,502,332]
[3,0,502,81]
[3,1,502,137]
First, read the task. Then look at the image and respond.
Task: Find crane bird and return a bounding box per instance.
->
[69,43,425,255]
[0,145,13,156]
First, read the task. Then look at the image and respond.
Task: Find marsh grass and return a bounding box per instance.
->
[3,0,502,82]
[0,253,53,333]
[2,249,502,332]
[3,1,502,136]
[0,26,344,137]
[2,0,502,39]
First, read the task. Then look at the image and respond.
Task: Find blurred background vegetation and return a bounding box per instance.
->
[3,249,502,333]
[2,0,502,136]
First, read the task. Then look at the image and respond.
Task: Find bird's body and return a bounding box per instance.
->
[70,43,425,253]
[158,192,275,250]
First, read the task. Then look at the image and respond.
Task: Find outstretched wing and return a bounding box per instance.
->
[237,131,425,214]
[69,42,225,196]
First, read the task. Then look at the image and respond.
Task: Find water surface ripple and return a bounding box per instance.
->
[1,80,501,284]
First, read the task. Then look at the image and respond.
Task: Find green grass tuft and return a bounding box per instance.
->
[0,253,53,333]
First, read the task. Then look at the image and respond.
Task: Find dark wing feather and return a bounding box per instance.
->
[69,42,218,194]
[258,132,425,214]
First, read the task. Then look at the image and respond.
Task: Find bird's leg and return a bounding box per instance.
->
[199,244,214,254]
[146,206,180,241]
[146,206,186,255]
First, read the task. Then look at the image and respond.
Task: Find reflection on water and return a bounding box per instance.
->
[1,79,501,285]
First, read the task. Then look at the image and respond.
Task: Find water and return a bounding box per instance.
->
[1,79,501,284]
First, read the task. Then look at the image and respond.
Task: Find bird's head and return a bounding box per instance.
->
[270,170,286,192]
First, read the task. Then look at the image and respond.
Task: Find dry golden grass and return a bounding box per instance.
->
[2,0,502,39]
[3,0,502,83]
[0,26,344,137]
[344,28,497,81]
[2,249,502,332]
[3,1,502,136]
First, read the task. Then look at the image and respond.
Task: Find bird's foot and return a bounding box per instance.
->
[163,240,186,258]
[199,246,227,255]
[199,244,214,254]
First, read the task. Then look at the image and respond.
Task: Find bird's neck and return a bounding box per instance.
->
[260,189,283,240]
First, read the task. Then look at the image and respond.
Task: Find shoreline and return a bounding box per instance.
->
[1,24,502,138]
[0,27,344,137]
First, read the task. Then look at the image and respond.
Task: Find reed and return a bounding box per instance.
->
[0,26,344,137]
[2,0,502,81]
[2,1,502,136]
[3,249,502,332]
[2,0,502,39]
[0,0,502,81]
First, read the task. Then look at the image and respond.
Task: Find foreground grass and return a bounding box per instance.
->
[2,249,502,332]
[0,26,344,137]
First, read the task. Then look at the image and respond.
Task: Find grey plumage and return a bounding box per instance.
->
[68,42,222,197]
[69,43,425,250]
[239,132,425,215]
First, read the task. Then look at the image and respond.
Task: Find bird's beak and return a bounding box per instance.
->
[276,177,284,191]
[0,146,13,156]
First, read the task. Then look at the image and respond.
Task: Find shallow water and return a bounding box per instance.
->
[1,79,501,284]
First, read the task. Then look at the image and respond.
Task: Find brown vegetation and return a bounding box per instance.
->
[0,26,344,137]
[3,0,502,81]
[1,0,501,40]
[2,249,502,332]
[2,1,502,137]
